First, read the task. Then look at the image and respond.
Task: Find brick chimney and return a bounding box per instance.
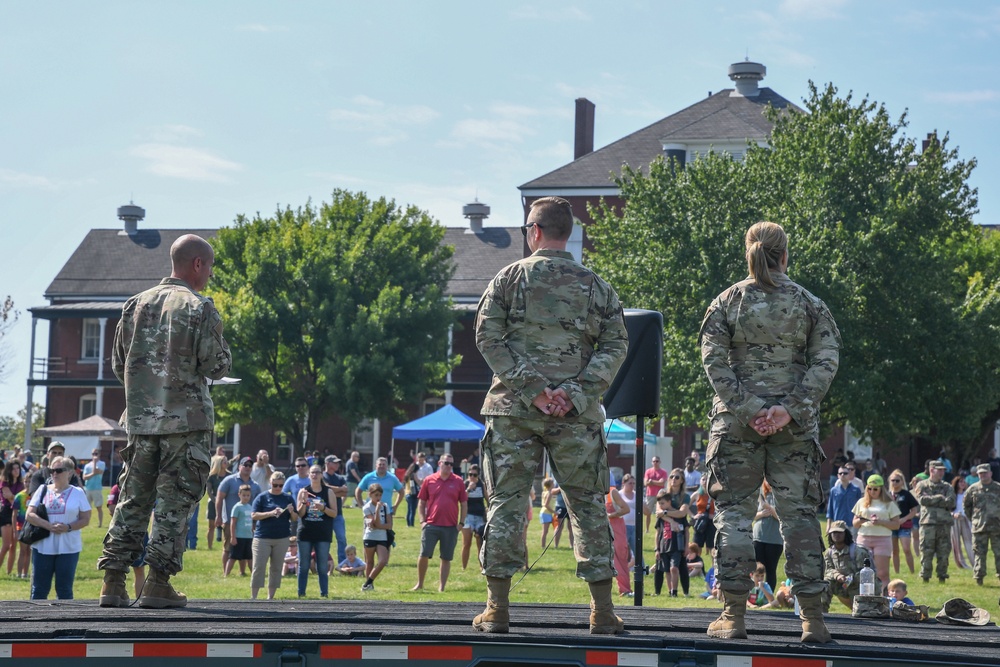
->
[574,98,595,160]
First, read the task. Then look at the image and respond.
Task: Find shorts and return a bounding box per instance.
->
[644,495,659,513]
[206,501,216,522]
[554,506,569,521]
[231,537,253,561]
[86,489,104,508]
[0,506,12,527]
[464,514,486,535]
[420,524,459,560]
[857,534,893,559]
[892,528,912,539]
[540,511,553,525]
[363,539,390,550]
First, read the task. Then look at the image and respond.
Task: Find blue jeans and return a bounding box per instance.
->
[332,514,347,565]
[406,495,418,527]
[187,503,199,550]
[31,550,80,600]
[297,540,330,597]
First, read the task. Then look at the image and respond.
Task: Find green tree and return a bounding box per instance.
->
[0,295,18,382]
[589,83,989,452]
[0,403,45,454]
[208,190,458,457]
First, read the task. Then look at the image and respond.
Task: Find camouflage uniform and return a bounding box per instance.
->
[822,543,873,611]
[98,277,231,575]
[700,273,840,597]
[476,249,627,582]
[962,479,1000,581]
[913,477,955,580]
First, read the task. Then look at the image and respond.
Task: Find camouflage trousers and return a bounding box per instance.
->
[480,416,613,582]
[972,530,1000,580]
[97,431,211,575]
[705,411,826,597]
[919,523,951,580]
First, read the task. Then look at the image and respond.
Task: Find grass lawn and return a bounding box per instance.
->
[1,499,996,617]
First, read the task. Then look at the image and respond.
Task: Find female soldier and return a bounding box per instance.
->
[700,221,840,643]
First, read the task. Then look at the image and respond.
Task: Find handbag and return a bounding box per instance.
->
[386,528,396,546]
[19,486,50,545]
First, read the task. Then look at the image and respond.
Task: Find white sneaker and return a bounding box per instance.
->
[361,582,374,592]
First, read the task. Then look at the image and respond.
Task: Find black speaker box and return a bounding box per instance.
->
[603,309,663,419]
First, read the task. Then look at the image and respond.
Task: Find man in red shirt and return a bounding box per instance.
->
[413,454,468,592]
[644,456,668,532]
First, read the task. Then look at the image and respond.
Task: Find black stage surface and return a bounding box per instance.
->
[0,600,998,665]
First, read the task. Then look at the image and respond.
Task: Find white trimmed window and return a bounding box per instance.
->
[352,419,374,454]
[79,394,97,420]
[81,319,101,360]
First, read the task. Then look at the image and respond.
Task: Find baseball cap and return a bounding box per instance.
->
[866,474,884,488]
[47,441,66,453]
[325,455,341,463]
[930,459,946,469]
[826,520,848,534]
[239,456,253,467]
[976,464,991,474]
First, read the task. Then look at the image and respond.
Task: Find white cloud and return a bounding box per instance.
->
[130,144,243,183]
[328,97,440,146]
[149,124,204,143]
[509,5,591,22]
[0,169,57,189]
[450,102,570,148]
[779,0,848,20]
[924,90,1000,104]
[235,24,288,33]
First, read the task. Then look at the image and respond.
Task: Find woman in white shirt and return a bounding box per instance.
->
[851,474,900,595]
[26,456,92,599]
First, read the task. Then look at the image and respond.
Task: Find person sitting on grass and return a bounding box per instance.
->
[747,562,775,608]
[887,578,915,606]
[337,545,366,576]
[282,538,298,576]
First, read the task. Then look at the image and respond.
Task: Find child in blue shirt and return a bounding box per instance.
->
[887,579,915,606]
[227,485,254,576]
[748,562,775,607]
[336,545,366,576]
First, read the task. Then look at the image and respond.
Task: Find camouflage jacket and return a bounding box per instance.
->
[963,481,1000,533]
[475,249,628,423]
[699,272,840,439]
[113,278,232,435]
[824,542,874,597]
[914,478,956,525]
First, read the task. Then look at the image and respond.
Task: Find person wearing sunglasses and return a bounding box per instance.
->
[700,222,840,643]
[250,472,298,600]
[887,469,919,575]
[851,474,901,595]
[26,456,92,600]
[473,196,628,635]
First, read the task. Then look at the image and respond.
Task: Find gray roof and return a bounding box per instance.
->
[45,229,218,299]
[520,87,800,191]
[444,227,524,300]
[44,226,521,304]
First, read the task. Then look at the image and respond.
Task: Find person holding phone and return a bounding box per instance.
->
[250,471,298,600]
[295,465,337,598]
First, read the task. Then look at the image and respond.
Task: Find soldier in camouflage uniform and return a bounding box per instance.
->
[700,222,840,643]
[97,234,232,609]
[913,460,955,583]
[473,196,628,635]
[962,463,1000,585]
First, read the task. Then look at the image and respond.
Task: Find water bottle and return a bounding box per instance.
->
[859,558,876,596]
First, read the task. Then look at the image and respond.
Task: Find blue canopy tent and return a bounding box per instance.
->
[390,405,486,470]
[604,419,657,456]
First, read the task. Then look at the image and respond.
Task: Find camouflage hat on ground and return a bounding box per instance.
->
[826,520,848,534]
[976,464,992,474]
[935,598,991,626]
[852,594,890,618]
[930,459,946,469]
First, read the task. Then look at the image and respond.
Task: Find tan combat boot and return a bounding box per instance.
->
[707,590,748,639]
[798,593,833,643]
[588,579,625,635]
[138,567,188,609]
[98,569,130,608]
[473,576,511,633]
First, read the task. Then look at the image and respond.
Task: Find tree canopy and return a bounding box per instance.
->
[207,189,458,456]
[589,83,996,461]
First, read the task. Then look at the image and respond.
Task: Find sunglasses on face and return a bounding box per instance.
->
[669,475,681,479]
[272,481,284,486]
[296,464,307,467]
[50,467,70,474]
[890,478,903,483]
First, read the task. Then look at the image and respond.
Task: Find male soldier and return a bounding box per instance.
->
[913,459,956,583]
[963,463,1000,585]
[473,196,628,635]
[98,234,231,608]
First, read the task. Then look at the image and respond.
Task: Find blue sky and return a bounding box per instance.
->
[1,1,998,418]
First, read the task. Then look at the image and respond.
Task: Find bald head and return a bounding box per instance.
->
[170,234,215,291]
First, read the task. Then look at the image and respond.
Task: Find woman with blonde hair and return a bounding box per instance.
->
[851,474,901,595]
[205,455,228,550]
[656,468,691,596]
[887,469,918,573]
[700,221,840,642]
